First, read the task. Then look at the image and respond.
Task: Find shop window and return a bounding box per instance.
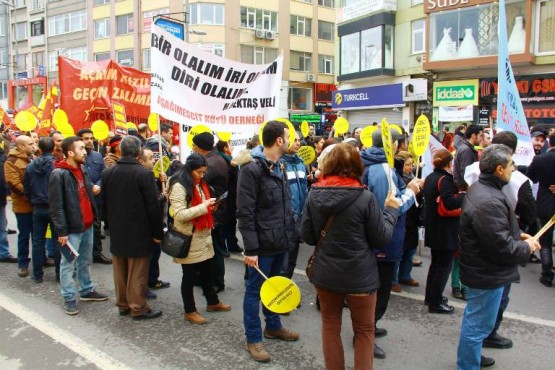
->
[341,32,360,74]
[429,0,526,61]
[290,51,312,72]
[340,24,393,75]
[412,19,425,54]
[537,0,555,54]
[289,87,312,111]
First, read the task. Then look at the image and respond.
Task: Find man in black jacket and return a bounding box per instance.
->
[453,124,483,191]
[457,144,540,369]
[25,137,58,283]
[192,132,229,292]
[237,121,299,363]
[101,136,164,320]
[49,137,108,316]
[527,133,555,287]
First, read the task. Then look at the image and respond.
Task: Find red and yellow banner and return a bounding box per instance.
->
[58,57,151,132]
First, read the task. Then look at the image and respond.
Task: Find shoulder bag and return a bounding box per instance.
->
[436,175,462,218]
[161,222,194,258]
[305,215,336,279]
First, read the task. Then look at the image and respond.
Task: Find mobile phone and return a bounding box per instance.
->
[215,191,228,204]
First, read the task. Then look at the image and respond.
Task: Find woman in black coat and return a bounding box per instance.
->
[423,149,465,314]
[301,143,399,370]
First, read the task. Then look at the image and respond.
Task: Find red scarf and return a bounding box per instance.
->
[316,175,365,188]
[191,180,214,230]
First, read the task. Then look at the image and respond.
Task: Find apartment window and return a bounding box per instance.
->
[30,0,45,12]
[290,51,312,72]
[318,0,334,7]
[142,49,150,70]
[197,43,225,57]
[240,7,278,32]
[298,0,312,3]
[0,49,7,68]
[289,87,312,110]
[48,10,86,36]
[68,47,87,61]
[48,52,58,71]
[318,21,334,41]
[240,45,278,64]
[291,15,311,37]
[94,18,110,39]
[94,52,110,62]
[412,0,424,5]
[16,54,27,70]
[189,3,224,25]
[32,51,44,67]
[116,14,134,35]
[94,0,110,5]
[0,17,4,37]
[14,22,27,40]
[537,0,555,54]
[318,55,334,74]
[117,49,134,67]
[15,0,26,8]
[0,82,7,100]
[30,19,45,37]
[412,19,425,54]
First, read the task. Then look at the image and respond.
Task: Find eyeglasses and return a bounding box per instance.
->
[404,162,415,167]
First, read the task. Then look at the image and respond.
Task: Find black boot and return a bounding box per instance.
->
[483,331,513,349]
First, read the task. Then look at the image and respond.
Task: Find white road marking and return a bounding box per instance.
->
[229,254,555,328]
[0,291,132,370]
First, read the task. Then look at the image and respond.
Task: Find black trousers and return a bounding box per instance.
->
[425,249,454,306]
[181,260,219,313]
[375,261,395,323]
[211,226,226,289]
[92,219,103,257]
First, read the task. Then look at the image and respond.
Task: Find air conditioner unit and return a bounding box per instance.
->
[265,31,276,40]
[255,29,265,39]
[306,73,315,82]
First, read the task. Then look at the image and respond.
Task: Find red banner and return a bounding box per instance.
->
[58,57,151,132]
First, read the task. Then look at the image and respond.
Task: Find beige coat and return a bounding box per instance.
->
[169,182,214,265]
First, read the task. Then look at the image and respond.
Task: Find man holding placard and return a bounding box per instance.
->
[237,120,299,363]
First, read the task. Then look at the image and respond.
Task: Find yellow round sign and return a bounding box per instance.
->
[260,276,301,314]
[334,117,349,134]
[390,124,403,135]
[360,126,378,148]
[217,131,232,142]
[14,111,37,132]
[127,122,137,130]
[260,118,295,148]
[153,156,171,178]
[91,120,109,140]
[298,145,316,165]
[187,124,212,148]
[412,115,431,157]
[148,113,159,132]
[381,118,394,168]
[58,123,75,138]
[52,109,68,127]
[300,121,309,138]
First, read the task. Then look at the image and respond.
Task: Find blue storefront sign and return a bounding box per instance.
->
[154,17,185,41]
[331,84,404,109]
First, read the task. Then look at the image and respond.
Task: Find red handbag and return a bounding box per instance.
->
[436,176,462,217]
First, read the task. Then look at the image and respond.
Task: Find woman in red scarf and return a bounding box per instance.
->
[168,154,231,325]
[301,143,400,369]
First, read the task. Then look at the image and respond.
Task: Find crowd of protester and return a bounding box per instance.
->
[0,119,553,369]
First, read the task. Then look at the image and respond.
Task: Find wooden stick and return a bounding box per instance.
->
[531,214,555,242]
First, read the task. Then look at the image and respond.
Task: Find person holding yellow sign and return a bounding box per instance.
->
[301,143,399,369]
[360,128,424,359]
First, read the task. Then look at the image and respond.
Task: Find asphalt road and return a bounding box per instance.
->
[1,206,554,370]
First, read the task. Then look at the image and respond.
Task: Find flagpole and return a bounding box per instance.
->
[157,115,165,194]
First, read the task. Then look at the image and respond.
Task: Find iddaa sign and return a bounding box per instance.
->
[433,79,479,107]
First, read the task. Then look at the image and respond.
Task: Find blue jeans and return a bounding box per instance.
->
[60,227,94,302]
[399,248,417,282]
[0,205,10,258]
[244,253,286,343]
[457,286,503,370]
[15,212,33,269]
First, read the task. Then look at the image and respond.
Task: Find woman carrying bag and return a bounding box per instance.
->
[168,154,231,325]
[301,143,399,369]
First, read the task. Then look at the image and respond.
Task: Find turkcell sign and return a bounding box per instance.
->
[331,84,403,109]
[154,17,185,41]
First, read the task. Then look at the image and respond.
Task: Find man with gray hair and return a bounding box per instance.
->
[101,136,164,320]
[457,144,541,369]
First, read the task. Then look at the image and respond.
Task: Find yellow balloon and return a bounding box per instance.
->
[58,123,75,138]
[14,111,37,131]
[148,113,159,132]
[127,122,137,130]
[187,124,212,148]
[298,146,316,165]
[52,109,68,127]
[91,120,109,140]
[300,121,309,138]
[260,276,301,314]
[360,126,378,148]
[412,115,431,156]
[334,117,349,134]
[217,131,232,142]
